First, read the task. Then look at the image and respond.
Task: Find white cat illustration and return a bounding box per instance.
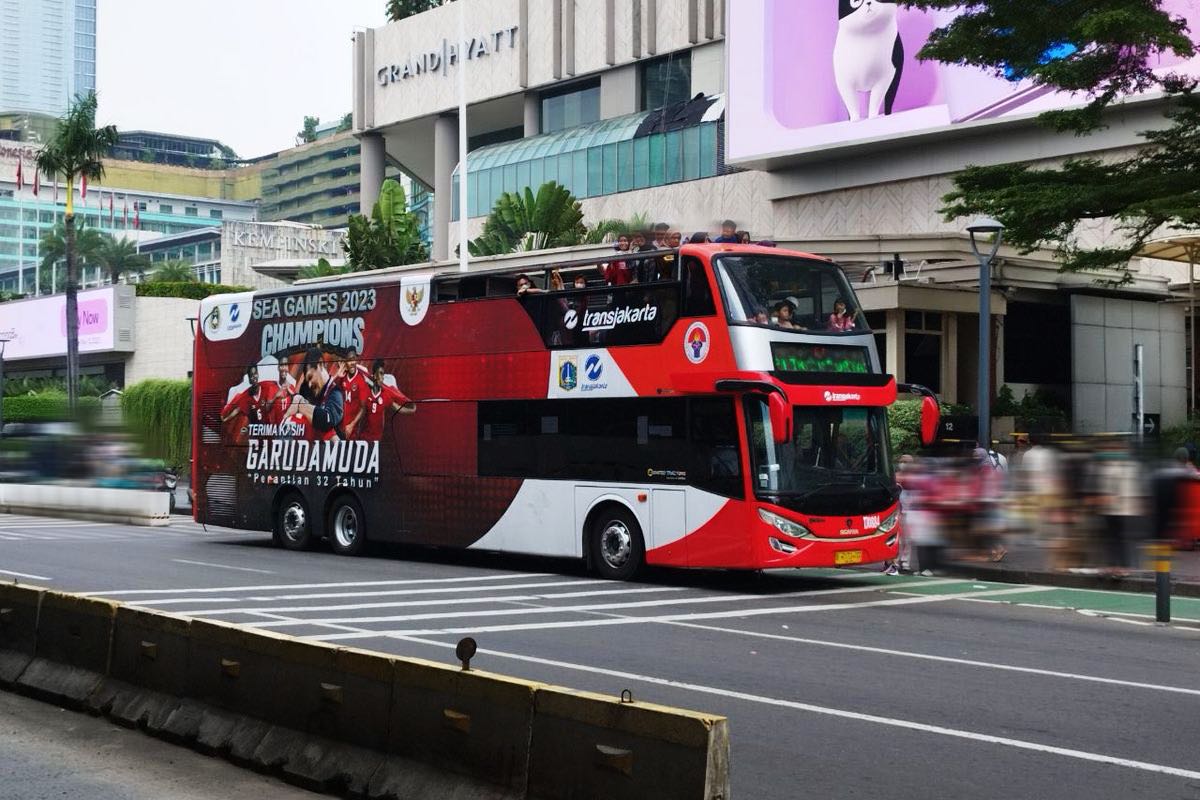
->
[833,0,904,121]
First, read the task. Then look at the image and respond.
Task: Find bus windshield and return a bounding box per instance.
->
[744,399,892,496]
[715,254,866,333]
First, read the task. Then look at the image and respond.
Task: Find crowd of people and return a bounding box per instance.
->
[891,437,1200,577]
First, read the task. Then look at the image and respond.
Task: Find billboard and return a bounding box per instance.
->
[726,0,1200,164]
[0,287,127,360]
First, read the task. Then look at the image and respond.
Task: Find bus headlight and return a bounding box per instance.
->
[876,509,900,534]
[758,509,812,539]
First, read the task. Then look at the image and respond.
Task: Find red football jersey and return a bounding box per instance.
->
[358,384,409,441]
[338,368,369,438]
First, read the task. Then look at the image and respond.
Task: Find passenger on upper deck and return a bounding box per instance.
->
[713,219,739,244]
[516,274,542,295]
[773,300,802,330]
[600,235,633,286]
[827,298,856,332]
[655,230,683,280]
[689,231,710,244]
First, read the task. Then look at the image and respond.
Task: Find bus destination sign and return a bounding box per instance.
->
[771,342,870,374]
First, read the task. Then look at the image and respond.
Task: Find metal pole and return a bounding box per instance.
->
[978,253,991,449]
[1191,249,1196,418]
[457,0,470,273]
[1135,343,1145,444]
[0,340,6,436]
[1152,541,1171,623]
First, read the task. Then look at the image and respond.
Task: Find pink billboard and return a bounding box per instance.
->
[0,287,118,361]
[726,0,1200,163]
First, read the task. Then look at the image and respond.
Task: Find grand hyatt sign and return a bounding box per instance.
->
[377,26,519,85]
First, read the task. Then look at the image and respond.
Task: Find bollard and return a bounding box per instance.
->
[1151,541,1171,623]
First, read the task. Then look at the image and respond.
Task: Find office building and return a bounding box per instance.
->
[0,0,96,117]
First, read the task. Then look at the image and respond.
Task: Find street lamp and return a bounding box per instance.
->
[0,337,10,440]
[967,217,1005,451]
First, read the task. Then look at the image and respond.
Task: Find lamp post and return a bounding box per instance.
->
[0,337,10,439]
[967,217,1005,450]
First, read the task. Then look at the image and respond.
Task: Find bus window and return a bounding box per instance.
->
[715,254,866,333]
[682,257,716,317]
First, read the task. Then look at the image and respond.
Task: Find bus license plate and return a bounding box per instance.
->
[834,550,863,566]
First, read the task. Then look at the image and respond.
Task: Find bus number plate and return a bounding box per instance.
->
[834,550,863,566]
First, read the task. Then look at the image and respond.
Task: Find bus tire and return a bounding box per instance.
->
[328,494,367,556]
[589,505,645,581]
[273,492,313,551]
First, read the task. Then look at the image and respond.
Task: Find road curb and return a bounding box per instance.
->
[943,564,1200,598]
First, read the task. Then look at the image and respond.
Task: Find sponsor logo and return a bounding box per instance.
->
[839,528,861,537]
[206,306,221,331]
[684,321,710,364]
[399,280,431,326]
[581,304,658,332]
[585,354,603,381]
[863,515,881,529]
[563,309,579,330]
[824,390,862,403]
[230,304,241,323]
[557,356,578,391]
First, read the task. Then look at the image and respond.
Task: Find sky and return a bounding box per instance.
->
[96,0,388,160]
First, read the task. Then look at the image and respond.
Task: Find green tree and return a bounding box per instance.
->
[584,212,651,244]
[297,115,320,144]
[468,181,586,257]
[342,178,429,270]
[151,259,197,282]
[35,92,119,411]
[92,235,149,286]
[337,112,353,133]
[905,0,1197,277]
[297,257,348,280]
[386,0,447,22]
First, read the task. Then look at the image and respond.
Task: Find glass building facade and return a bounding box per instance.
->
[0,0,96,117]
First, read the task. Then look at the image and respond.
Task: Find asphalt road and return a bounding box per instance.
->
[3,511,1200,799]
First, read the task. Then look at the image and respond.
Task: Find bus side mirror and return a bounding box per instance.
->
[768,393,792,445]
[919,396,940,447]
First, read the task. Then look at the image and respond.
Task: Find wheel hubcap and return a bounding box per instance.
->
[334,506,358,549]
[600,521,632,569]
[282,503,306,542]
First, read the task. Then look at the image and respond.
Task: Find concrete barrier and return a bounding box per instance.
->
[17,591,116,707]
[528,686,730,800]
[0,483,170,526]
[0,583,41,687]
[0,585,731,799]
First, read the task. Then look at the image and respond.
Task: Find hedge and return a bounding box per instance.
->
[121,380,192,470]
[2,393,99,423]
[135,282,253,300]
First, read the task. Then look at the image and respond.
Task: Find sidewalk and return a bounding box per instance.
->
[940,538,1200,597]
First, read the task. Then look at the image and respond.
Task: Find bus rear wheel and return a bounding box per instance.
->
[589,506,645,581]
[328,495,367,556]
[274,493,312,551]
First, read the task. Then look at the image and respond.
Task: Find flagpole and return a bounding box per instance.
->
[457,0,469,274]
[17,157,24,296]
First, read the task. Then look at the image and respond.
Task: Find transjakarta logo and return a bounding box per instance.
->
[824,390,861,403]
[585,354,603,381]
[579,304,658,332]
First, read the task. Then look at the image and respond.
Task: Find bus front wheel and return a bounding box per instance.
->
[328,494,367,556]
[589,506,645,581]
[274,493,312,551]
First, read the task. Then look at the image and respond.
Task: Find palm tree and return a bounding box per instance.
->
[151,259,197,282]
[468,182,586,257]
[297,257,347,280]
[35,92,119,412]
[92,235,150,285]
[40,222,103,294]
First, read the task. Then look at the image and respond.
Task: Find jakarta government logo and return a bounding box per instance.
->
[684,321,710,364]
[584,354,603,382]
[558,356,578,391]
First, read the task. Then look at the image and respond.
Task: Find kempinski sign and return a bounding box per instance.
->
[377,26,519,85]
[230,226,345,256]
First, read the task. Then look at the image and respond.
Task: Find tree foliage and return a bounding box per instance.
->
[584,212,652,244]
[134,281,252,300]
[386,0,448,22]
[298,257,348,280]
[92,235,150,285]
[121,380,192,470]
[903,0,1198,277]
[298,115,320,144]
[342,178,428,270]
[39,222,102,271]
[468,182,586,257]
[151,259,198,282]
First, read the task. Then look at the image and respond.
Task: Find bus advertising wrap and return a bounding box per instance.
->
[726,0,1200,163]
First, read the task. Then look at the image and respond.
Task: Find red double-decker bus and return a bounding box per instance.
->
[191,244,937,579]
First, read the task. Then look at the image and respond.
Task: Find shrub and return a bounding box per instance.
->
[135,282,252,300]
[2,392,99,423]
[121,380,192,470]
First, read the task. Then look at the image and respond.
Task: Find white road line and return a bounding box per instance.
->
[0,569,52,581]
[160,584,687,615]
[85,572,557,597]
[309,585,1047,640]
[387,634,1200,783]
[171,559,275,575]
[125,577,621,607]
[247,581,926,629]
[664,621,1200,697]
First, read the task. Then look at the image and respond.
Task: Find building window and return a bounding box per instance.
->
[185,207,198,217]
[904,311,942,394]
[209,209,223,220]
[1004,302,1071,385]
[159,204,172,214]
[540,79,600,134]
[641,53,693,111]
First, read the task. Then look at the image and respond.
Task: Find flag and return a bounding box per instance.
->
[15,158,22,191]
[32,165,39,197]
[81,174,87,199]
[134,204,140,229]
[123,196,128,227]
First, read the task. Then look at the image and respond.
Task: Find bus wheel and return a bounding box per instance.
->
[274,493,312,551]
[328,495,367,556]
[589,506,645,581]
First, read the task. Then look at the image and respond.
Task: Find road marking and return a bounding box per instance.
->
[171,559,275,575]
[85,572,557,596]
[0,569,52,581]
[386,634,1200,783]
[168,584,686,615]
[664,621,1200,697]
[308,585,1048,640]
[126,577,622,607]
